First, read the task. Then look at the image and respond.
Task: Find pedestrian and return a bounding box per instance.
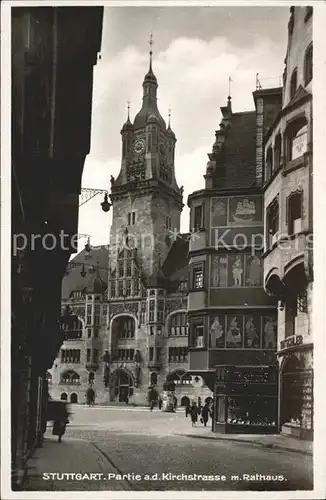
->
[201,401,211,427]
[190,402,198,427]
[173,396,177,411]
[52,403,69,443]
[158,398,162,410]
[150,399,155,411]
[185,403,191,418]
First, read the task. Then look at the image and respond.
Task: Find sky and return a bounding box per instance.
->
[77,5,289,252]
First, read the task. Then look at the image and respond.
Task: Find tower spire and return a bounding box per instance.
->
[149,32,153,70]
[127,100,131,120]
[168,106,171,128]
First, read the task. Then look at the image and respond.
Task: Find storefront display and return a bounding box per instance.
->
[213,365,278,434]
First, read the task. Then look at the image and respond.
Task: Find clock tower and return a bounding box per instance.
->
[109,43,183,280]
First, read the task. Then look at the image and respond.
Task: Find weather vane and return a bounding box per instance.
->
[149,32,154,66]
[127,100,131,119]
[228,76,233,98]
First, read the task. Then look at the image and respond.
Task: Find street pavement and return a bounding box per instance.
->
[24,405,313,492]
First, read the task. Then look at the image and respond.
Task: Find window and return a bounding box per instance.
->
[118,261,124,278]
[156,347,161,361]
[126,280,132,297]
[87,328,92,338]
[285,296,298,338]
[94,304,100,326]
[60,371,80,385]
[61,349,81,363]
[304,44,313,86]
[150,372,158,385]
[265,147,273,182]
[118,281,124,297]
[149,347,154,361]
[126,260,132,277]
[190,318,204,348]
[149,326,154,336]
[132,212,136,225]
[128,213,131,225]
[149,299,155,322]
[110,282,116,298]
[192,265,204,289]
[169,312,187,336]
[92,349,99,363]
[87,349,91,362]
[266,198,279,247]
[194,205,203,231]
[290,69,297,100]
[86,305,92,326]
[115,316,135,339]
[165,216,172,230]
[274,134,282,172]
[134,279,140,296]
[287,191,302,234]
[157,299,164,323]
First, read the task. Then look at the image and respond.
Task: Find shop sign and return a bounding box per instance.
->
[280,335,303,350]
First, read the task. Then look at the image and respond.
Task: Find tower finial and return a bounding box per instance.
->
[127,100,131,120]
[168,105,171,127]
[228,76,233,99]
[149,32,154,69]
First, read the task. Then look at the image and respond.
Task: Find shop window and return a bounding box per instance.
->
[194,205,203,231]
[265,146,273,182]
[266,198,279,248]
[290,68,297,100]
[287,191,303,234]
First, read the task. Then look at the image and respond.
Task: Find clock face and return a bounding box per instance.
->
[133,139,145,155]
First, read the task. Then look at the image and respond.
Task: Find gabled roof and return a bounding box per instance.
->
[161,233,189,285]
[213,110,257,189]
[61,245,108,300]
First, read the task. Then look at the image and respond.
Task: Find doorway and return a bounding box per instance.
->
[113,369,133,403]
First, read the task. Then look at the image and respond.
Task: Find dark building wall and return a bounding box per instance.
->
[11,6,103,488]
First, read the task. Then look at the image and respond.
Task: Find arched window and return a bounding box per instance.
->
[304,44,313,86]
[113,315,135,339]
[150,372,158,386]
[169,312,188,336]
[167,370,192,386]
[60,393,68,401]
[290,68,297,100]
[60,370,80,384]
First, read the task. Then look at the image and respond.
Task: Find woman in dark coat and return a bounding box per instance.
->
[201,402,212,427]
[52,404,69,442]
[190,403,199,427]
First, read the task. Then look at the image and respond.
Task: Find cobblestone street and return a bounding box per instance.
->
[24,405,313,492]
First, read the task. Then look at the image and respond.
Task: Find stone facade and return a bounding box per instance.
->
[263,6,313,439]
[49,53,212,407]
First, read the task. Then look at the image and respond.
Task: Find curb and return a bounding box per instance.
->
[175,433,313,456]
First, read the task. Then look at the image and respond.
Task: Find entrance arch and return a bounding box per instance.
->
[281,354,301,425]
[70,393,78,403]
[112,369,134,403]
[181,396,190,407]
[60,392,67,401]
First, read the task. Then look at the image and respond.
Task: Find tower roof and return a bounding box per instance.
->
[133,37,166,130]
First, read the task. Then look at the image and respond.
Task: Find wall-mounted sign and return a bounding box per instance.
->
[280,335,303,350]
